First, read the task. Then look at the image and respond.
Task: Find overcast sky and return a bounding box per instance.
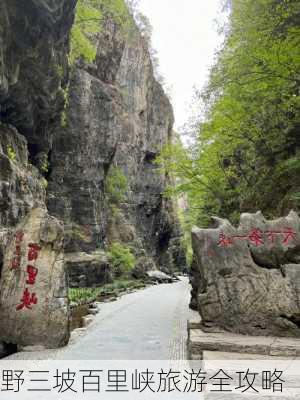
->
[138,0,226,132]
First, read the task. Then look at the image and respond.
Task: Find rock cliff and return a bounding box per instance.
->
[0,0,183,348]
[45,8,183,275]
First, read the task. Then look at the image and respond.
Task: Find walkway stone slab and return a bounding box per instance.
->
[188,327,300,359]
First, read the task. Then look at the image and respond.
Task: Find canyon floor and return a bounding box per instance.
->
[6,277,197,360]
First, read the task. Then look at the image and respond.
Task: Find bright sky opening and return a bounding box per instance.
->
[138,0,226,132]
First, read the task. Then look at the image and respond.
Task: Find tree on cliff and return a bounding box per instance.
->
[157,0,300,236]
[70,0,131,63]
[70,0,165,84]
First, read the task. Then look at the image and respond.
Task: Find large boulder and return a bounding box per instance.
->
[191,211,300,337]
[147,269,176,284]
[131,256,156,280]
[0,207,69,348]
[65,251,112,288]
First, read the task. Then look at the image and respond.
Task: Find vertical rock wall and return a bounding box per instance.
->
[0,0,76,349]
[47,16,183,272]
[0,0,184,348]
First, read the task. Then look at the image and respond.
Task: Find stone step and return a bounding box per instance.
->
[188,328,300,359]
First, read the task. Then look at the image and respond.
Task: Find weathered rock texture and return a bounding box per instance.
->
[66,251,112,288]
[0,124,46,229]
[191,211,300,337]
[0,0,76,150]
[0,0,76,349]
[0,208,68,348]
[47,15,183,273]
[0,0,183,348]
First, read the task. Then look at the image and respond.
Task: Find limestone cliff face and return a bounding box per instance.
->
[0,0,76,150]
[47,16,183,273]
[0,0,77,234]
[0,0,183,295]
[0,0,76,350]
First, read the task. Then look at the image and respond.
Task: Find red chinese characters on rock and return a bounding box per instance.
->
[266,230,281,243]
[27,243,41,262]
[16,242,41,311]
[282,227,297,245]
[217,227,297,248]
[16,288,38,310]
[26,265,38,285]
[11,231,24,270]
[217,233,233,247]
[248,228,264,247]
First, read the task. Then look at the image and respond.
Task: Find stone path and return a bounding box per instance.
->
[188,321,300,359]
[7,277,197,360]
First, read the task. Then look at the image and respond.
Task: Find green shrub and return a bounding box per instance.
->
[107,242,135,276]
[54,64,64,79]
[105,166,128,206]
[61,110,68,128]
[70,0,132,64]
[68,279,144,305]
[60,86,69,128]
[70,2,101,64]
[69,287,97,304]
[41,178,48,189]
[70,224,91,243]
[7,145,16,162]
[41,159,49,173]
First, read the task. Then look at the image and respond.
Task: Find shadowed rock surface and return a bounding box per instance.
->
[0,0,184,348]
[0,0,184,279]
[0,124,46,228]
[191,211,300,337]
[0,0,76,348]
[0,0,76,149]
[66,251,112,288]
[46,16,183,273]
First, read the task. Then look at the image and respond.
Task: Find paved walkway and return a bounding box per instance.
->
[7,277,197,360]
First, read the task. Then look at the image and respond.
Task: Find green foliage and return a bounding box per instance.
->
[70,0,132,64]
[41,178,48,189]
[70,224,91,243]
[157,0,300,230]
[69,287,97,304]
[61,111,68,128]
[60,86,69,128]
[54,64,64,79]
[107,242,136,276]
[69,279,145,305]
[7,145,16,162]
[40,159,49,174]
[105,166,128,206]
[70,1,101,64]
